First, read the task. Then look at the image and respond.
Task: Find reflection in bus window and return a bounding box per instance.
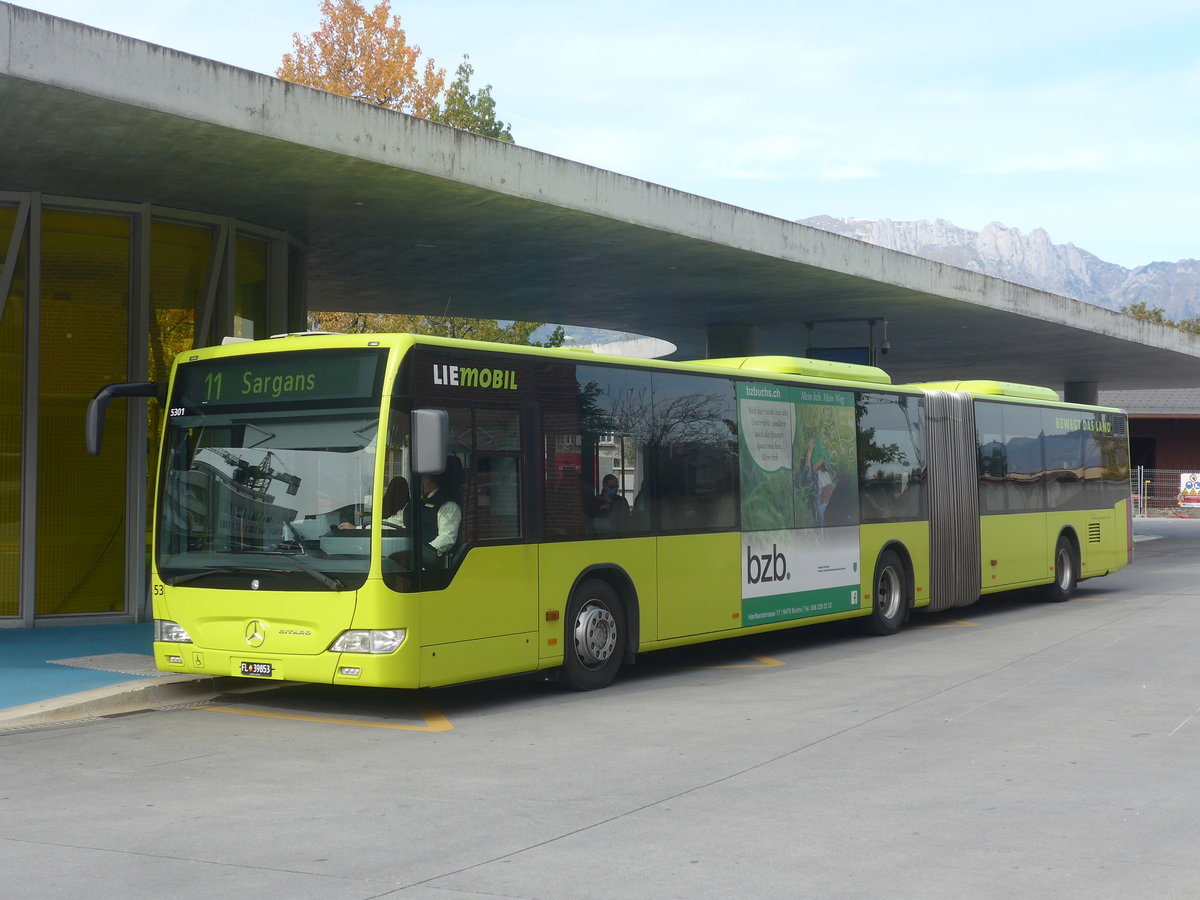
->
[1001,405,1044,512]
[650,372,738,533]
[537,363,740,538]
[975,403,1130,515]
[856,392,926,523]
[473,409,522,541]
[1043,409,1085,510]
[159,409,380,591]
[977,402,1044,513]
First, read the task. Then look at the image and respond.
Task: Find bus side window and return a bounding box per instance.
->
[468,408,523,543]
[475,455,521,540]
[976,402,1008,514]
[650,372,738,534]
[856,392,926,524]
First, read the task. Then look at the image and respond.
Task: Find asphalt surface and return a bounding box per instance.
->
[2,517,1198,898]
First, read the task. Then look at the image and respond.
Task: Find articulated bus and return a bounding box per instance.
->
[87,333,1132,691]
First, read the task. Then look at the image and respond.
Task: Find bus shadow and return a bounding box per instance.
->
[911,583,1117,626]
[199,587,1118,725]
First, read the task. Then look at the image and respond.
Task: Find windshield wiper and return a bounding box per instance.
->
[166,556,344,591]
[163,567,238,587]
[253,552,345,591]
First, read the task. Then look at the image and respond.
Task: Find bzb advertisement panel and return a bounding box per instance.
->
[738,383,860,625]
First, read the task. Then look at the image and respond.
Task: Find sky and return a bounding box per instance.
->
[15,0,1200,268]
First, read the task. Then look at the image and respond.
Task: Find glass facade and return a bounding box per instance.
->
[0,195,302,626]
[234,235,270,340]
[0,206,24,617]
[36,211,132,615]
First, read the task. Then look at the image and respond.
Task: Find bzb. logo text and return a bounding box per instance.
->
[746,544,789,584]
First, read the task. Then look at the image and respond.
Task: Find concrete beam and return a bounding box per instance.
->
[3,2,1200,390]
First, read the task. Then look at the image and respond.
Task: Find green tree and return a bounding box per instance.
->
[533,325,566,347]
[430,55,514,143]
[1178,316,1200,335]
[1121,300,1172,326]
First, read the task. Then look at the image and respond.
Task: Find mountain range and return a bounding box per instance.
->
[799,216,1200,322]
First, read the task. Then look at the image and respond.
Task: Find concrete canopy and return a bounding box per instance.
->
[3,3,1198,390]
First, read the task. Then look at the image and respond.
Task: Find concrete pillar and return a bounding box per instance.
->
[705,323,758,359]
[1064,381,1099,405]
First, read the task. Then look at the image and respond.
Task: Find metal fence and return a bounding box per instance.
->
[1132,467,1200,516]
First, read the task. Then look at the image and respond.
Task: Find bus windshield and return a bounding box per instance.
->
[156,348,388,591]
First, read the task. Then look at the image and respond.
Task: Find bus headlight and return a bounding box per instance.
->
[329,629,406,654]
[155,619,192,643]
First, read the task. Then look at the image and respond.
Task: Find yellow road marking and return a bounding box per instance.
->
[710,654,785,669]
[193,703,453,732]
[669,653,785,670]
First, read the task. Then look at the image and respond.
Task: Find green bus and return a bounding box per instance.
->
[87,333,1132,690]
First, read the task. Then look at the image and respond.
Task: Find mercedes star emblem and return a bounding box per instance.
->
[245,620,267,648]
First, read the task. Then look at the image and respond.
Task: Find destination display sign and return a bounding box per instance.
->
[171,349,388,410]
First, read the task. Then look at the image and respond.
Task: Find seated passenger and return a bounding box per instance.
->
[592,475,630,531]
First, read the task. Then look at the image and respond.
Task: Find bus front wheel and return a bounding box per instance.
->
[864,549,907,636]
[560,578,626,691]
[1041,534,1077,602]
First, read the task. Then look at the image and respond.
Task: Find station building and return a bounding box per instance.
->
[3,3,1198,628]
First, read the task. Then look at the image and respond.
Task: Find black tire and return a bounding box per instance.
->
[560,578,626,691]
[1041,534,1077,602]
[863,549,907,636]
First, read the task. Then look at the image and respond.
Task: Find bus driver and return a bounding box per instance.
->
[420,470,461,565]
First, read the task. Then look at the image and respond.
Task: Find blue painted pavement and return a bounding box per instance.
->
[0,623,158,711]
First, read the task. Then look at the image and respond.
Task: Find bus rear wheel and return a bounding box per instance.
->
[560,578,626,691]
[1041,534,1077,602]
[864,549,907,636]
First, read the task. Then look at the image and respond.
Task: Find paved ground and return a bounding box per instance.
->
[0,623,233,728]
[0,623,162,706]
[2,517,1198,898]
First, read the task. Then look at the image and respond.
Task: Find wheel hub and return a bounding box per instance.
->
[574,601,617,668]
[878,567,901,618]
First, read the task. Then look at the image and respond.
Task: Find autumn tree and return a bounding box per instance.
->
[305,311,411,334]
[279,0,444,116]
[307,311,565,347]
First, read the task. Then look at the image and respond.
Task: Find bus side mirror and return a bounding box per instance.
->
[86,382,164,455]
[412,408,449,475]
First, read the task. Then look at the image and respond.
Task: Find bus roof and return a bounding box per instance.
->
[906,380,1063,402]
[192,335,900,387]
[687,356,892,384]
[201,334,1131,402]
